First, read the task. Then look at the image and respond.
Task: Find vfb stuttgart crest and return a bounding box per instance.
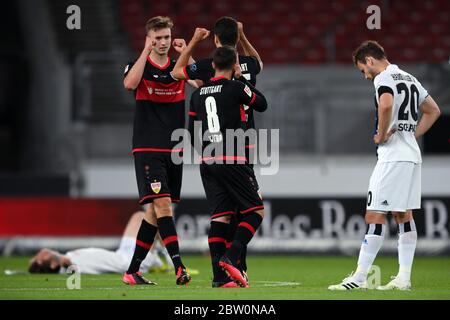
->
[151,180,161,194]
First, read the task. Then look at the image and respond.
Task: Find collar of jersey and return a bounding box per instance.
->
[374,64,398,82]
[210,76,228,81]
[386,64,398,71]
[147,56,171,70]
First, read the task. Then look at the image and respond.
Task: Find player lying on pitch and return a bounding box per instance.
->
[28,211,170,278]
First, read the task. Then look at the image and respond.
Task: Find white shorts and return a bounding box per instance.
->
[366,161,421,212]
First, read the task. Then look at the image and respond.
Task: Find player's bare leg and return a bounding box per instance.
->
[153,197,191,285]
[122,211,146,237]
[377,210,415,290]
[329,211,386,290]
[219,209,264,288]
[123,205,158,285]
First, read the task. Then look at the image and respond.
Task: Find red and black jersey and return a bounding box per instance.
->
[189,76,267,163]
[124,56,186,153]
[184,55,262,154]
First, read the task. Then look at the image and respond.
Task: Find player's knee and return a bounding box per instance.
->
[365,211,386,224]
[255,209,264,218]
[153,197,172,216]
[212,215,232,224]
[392,210,413,224]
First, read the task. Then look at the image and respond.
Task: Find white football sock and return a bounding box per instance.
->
[355,224,385,282]
[397,220,417,282]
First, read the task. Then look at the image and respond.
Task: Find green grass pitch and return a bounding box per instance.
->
[0,255,449,300]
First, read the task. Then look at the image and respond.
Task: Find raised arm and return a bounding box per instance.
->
[238,22,263,71]
[124,37,153,90]
[415,95,441,138]
[171,28,210,80]
[172,38,200,88]
[172,38,196,64]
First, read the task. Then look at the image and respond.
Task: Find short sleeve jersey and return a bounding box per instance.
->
[189,77,258,161]
[124,56,186,152]
[184,55,261,130]
[373,64,428,163]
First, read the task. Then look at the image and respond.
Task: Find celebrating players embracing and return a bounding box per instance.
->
[188,39,267,287]
[172,16,264,284]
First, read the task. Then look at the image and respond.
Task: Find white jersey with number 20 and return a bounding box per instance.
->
[373,64,428,164]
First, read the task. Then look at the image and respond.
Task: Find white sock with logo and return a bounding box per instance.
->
[397,220,417,282]
[354,224,386,282]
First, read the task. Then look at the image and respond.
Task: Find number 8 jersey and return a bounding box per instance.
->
[373,64,429,164]
[189,76,267,162]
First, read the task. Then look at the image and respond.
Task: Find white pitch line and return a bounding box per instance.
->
[253,281,301,287]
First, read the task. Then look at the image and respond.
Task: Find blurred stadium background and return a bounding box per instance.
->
[1,0,449,259]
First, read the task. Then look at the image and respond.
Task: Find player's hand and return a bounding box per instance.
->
[373,128,396,145]
[191,28,210,43]
[144,36,155,53]
[172,38,187,53]
[373,134,382,145]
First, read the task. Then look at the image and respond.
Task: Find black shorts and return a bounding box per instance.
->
[246,163,259,192]
[200,163,263,219]
[134,152,182,204]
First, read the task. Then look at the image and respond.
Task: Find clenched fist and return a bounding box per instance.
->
[172,38,187,53]
[144,36,155,53]
[191,28,210,43]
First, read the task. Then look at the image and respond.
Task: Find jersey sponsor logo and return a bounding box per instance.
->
[397,123,417,133]
[151,181,161,194]
[152,74,168,79]
[244,85,252,98]
[136,79,185,103]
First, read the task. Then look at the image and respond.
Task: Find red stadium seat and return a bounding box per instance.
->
[119,0,450,64]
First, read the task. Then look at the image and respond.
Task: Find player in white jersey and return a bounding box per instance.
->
[28,211,168,278]
[329,41,441,291]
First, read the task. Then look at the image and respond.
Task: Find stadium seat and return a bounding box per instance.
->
[119,0,450,64]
